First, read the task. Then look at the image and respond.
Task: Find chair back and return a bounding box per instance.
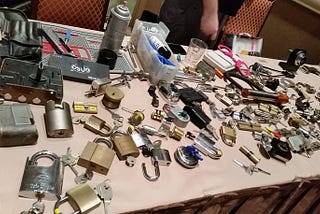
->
[223,0,275,37]
[31,0,109,31]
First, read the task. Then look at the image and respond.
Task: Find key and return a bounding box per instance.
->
[106,108,124,122]
[72,115,87,124]
[96,180,113,214]
[62,147,85,184]
[112,119,123,132]
[233,159,254,175]
[233,159,271,175]
[252,165,271,175]
[62,147,79,175]
[20,200,45,214]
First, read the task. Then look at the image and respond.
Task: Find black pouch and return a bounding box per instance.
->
[0,8,42,62]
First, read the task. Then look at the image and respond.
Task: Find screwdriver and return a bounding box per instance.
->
[183,105,219,140]
[241,88,289,104]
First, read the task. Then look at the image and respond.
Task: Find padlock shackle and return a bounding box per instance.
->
[110,130,128,141]
[142,161,160,182]
[93,137,113,149]
[29,150,60,164]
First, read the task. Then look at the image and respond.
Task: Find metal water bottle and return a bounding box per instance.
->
[100,1,131,53]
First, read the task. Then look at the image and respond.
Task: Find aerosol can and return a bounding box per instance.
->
[100,1,131,53]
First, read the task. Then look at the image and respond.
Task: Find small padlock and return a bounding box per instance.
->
[220,123,236,147]
[19,150,64,201]
[54,183,101,214]
[111,130,140,161]
[78,138,115,175]
[44,100,74,138]
[83,115,113,137]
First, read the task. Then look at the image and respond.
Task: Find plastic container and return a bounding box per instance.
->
[130,20,178,84]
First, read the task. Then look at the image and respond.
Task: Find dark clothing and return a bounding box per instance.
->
[159,0,244,46]
[0,1,26,7]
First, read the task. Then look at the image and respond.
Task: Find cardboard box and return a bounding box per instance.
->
[224,34,263,56]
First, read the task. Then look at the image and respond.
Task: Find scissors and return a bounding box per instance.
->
[217,44,250,77]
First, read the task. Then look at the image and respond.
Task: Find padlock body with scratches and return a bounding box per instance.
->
[113,135,140,160]
[78,141,115,175]
[19,150,64,201]
[65,184,101,213]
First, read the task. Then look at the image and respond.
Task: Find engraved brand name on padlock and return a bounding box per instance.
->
[19,150,64,201]
[113,134,140,160]
[78,140,115,175]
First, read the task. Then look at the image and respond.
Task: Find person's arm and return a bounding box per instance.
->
[201,0,219,40]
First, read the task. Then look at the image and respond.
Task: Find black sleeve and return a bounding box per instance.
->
[219,0,245,16]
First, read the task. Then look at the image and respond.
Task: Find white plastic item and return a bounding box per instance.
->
[131,20,178,84]
[203,50,236,72]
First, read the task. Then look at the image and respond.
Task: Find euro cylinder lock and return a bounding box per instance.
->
[78,137,116,175]
[111,131,140,166]
[19,150,64,201]
[0,103,38,147]
[44,100,74,138]
[54,183,101,214]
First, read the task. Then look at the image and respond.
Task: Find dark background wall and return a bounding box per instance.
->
[259,0,320,64]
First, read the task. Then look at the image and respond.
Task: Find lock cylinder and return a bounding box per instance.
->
[102,86,124,109]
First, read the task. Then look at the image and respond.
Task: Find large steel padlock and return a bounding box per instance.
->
[54,183,101,214]
[77,137,115,175]
[111,130,140,161]
[44,100,74,138]
[19,150,64,201]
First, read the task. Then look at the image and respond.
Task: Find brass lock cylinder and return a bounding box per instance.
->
[128,110,145,126]
[102,86,124,109]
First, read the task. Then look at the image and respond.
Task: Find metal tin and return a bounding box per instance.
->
[100,3,131,52]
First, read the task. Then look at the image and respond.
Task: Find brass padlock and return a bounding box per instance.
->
[84,115,113,137]
[54,183,101,214]
[220,123,236,147]
[78,137,115,175]
[111,130,140,161]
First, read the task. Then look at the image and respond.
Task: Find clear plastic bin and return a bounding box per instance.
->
[130,20,178,84]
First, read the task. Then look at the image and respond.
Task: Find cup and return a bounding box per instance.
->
[184,38,208,67]
[97,49,118,70]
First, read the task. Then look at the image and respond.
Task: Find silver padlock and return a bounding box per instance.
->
[44,100,74,138]
[19,150,64,201]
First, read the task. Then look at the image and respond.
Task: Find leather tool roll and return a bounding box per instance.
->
[0,8,42,62]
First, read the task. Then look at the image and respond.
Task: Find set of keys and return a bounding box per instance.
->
[233,159,271,175]
[96,180,113,214]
